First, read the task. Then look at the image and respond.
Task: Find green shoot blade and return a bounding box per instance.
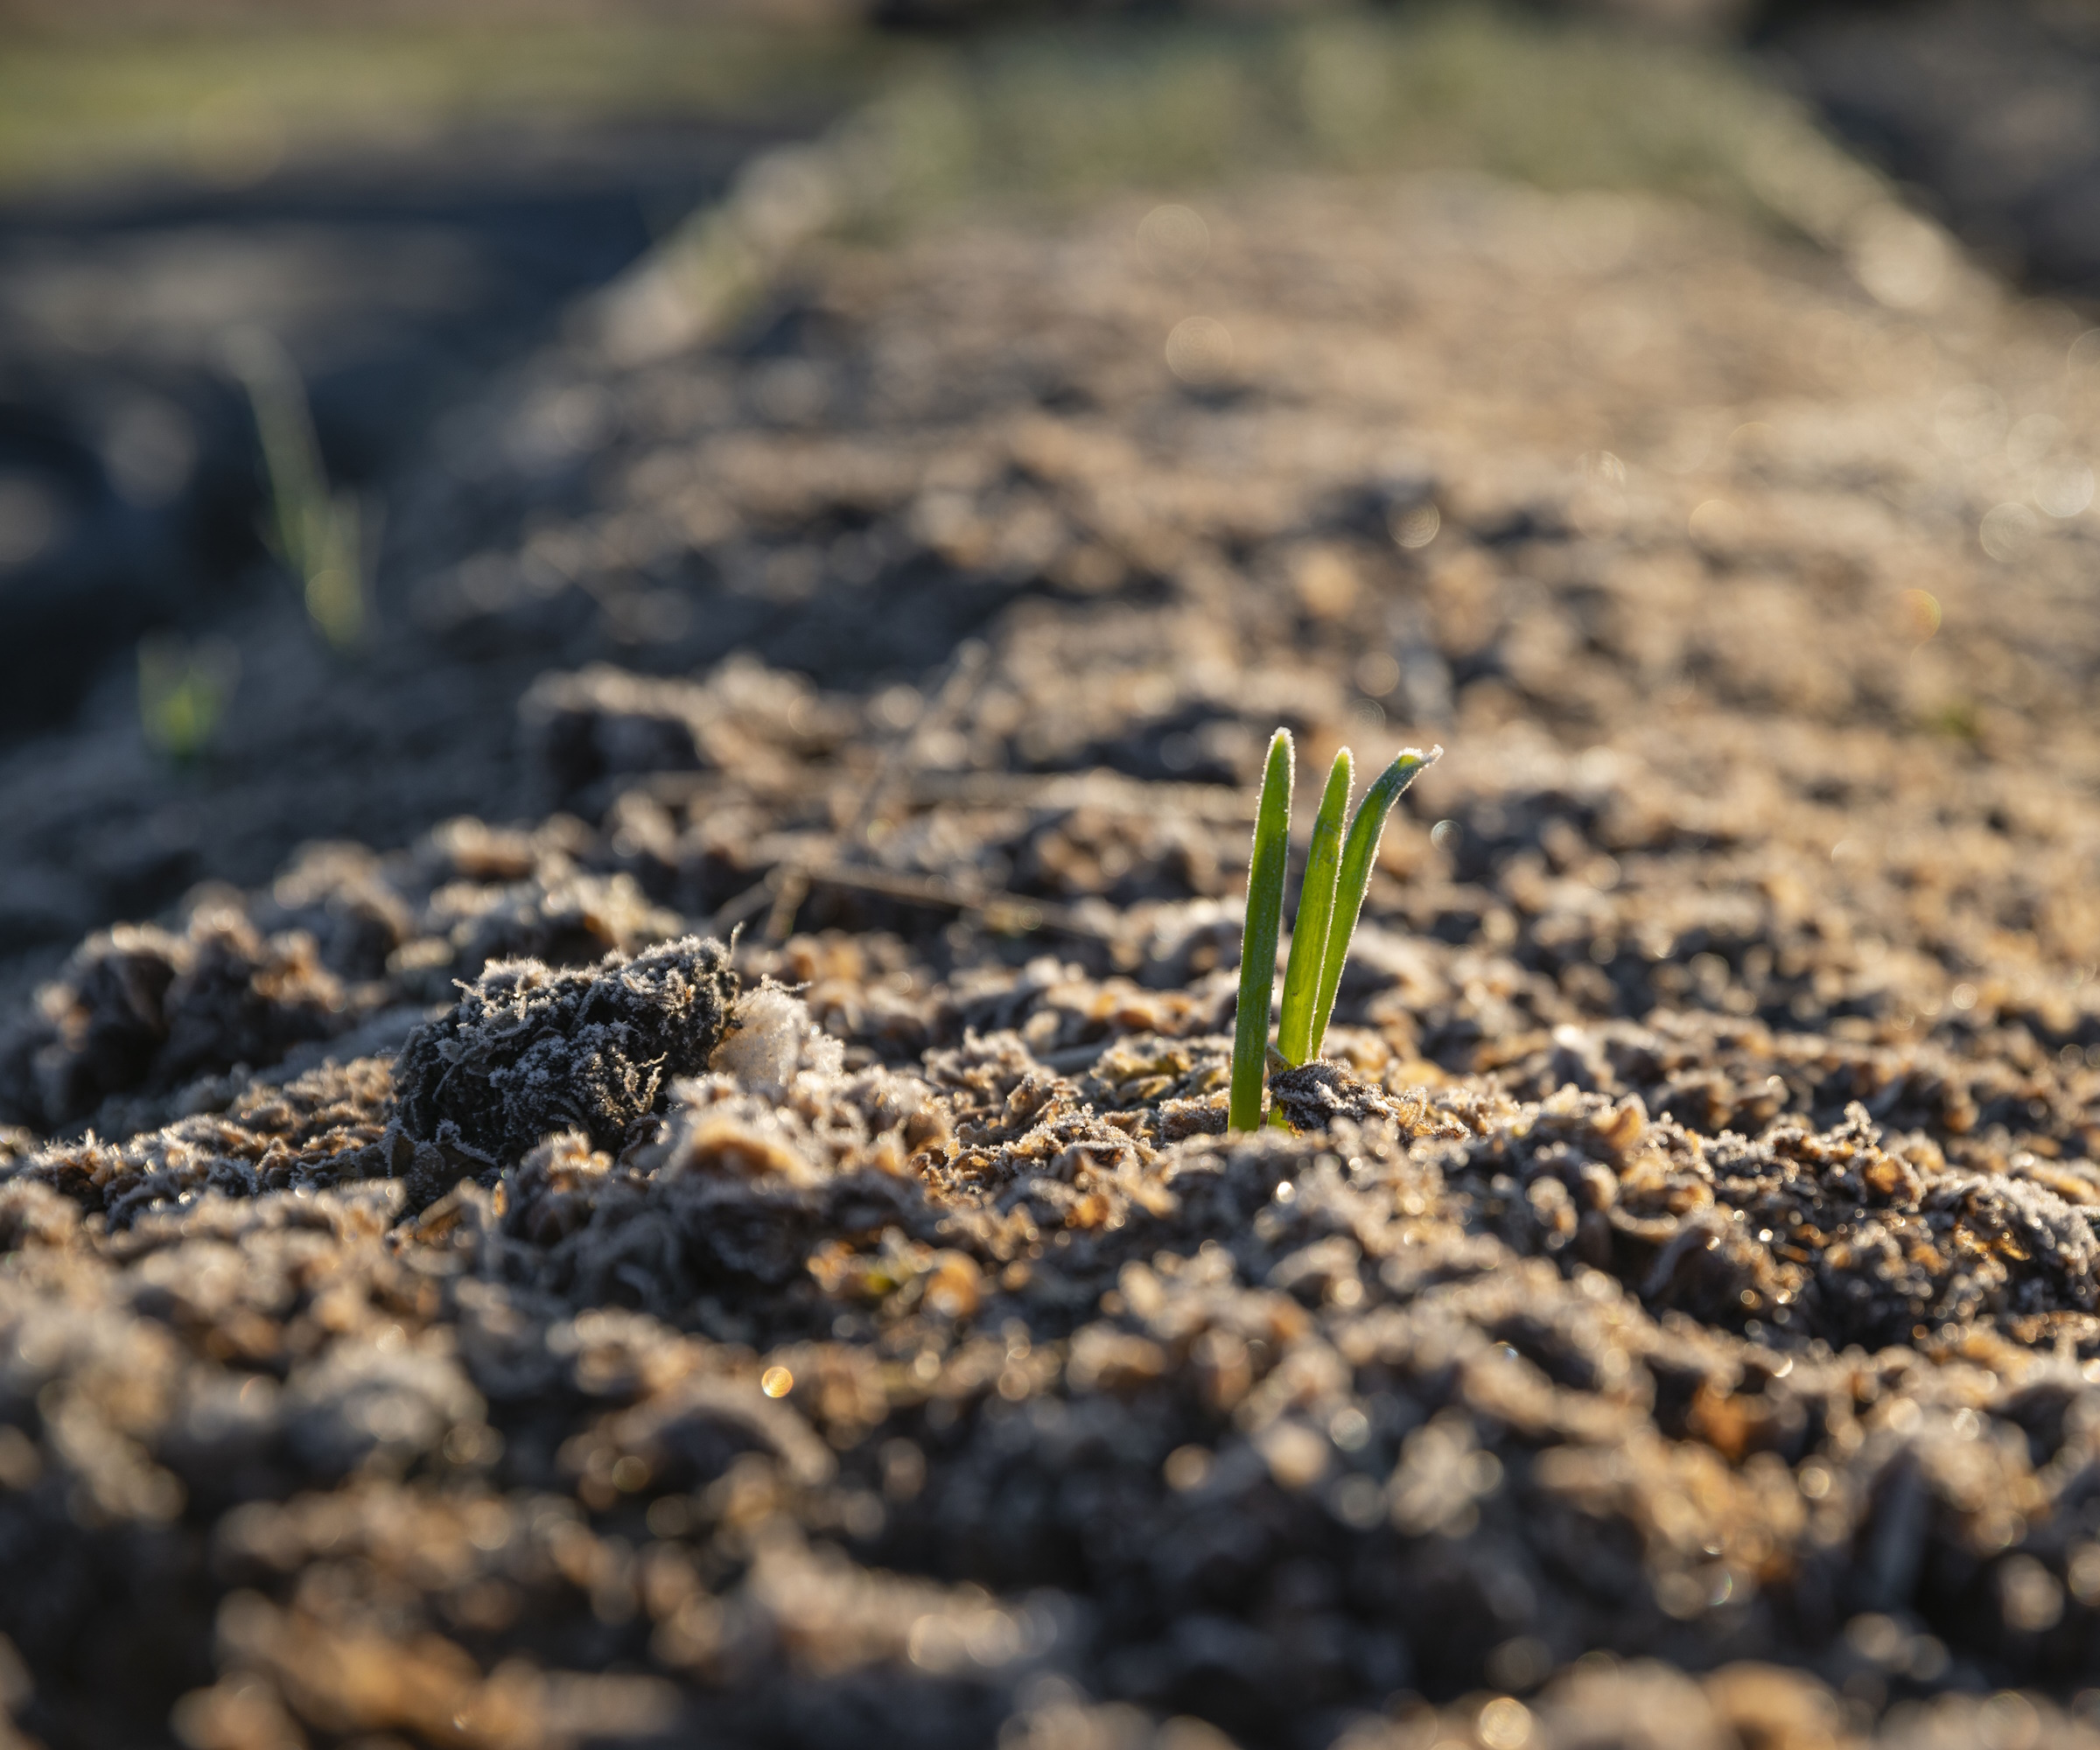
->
[1308,743,1442,1060]
[1230,729,1294,1131]
[1277,748,1352,1067]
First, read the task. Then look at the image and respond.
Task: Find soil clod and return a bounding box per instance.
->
[391,935,738,1166]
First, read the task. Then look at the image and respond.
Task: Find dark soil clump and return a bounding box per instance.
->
[392,936,738,1165]
[0,906,346,1132]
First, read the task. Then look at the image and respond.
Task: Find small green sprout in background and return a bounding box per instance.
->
[222,326,369,651]
[137,632,241,761]
[1228,729,1442,1131]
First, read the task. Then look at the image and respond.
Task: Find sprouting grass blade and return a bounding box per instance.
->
[1308,744,1442,1060]
[1276,747,1352,1068]
[1230,728,1294,1131]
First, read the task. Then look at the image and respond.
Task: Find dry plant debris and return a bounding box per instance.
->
[10,165,2100,1750]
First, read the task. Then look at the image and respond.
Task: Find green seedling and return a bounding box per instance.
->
[1277,747,1353,1068]
[138,632,240,761]
[1228,730,1442,1131]
[1229,729,1294,1133]
[223,326,368,651]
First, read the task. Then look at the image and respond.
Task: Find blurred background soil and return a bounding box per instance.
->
[11,2,2100,1748]
[6,0,2098,980]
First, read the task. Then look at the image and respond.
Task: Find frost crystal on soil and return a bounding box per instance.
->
[391,935,737,1164]
[710,983,846,1089]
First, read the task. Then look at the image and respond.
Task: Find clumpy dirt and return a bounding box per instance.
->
[9,167,2100,1749]
[390,937,738,1172]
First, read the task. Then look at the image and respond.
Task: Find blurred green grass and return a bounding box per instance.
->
[0,19,898,194]
[857,8,1874,241]
[0,4,1872,242]
[585,7,1885,362]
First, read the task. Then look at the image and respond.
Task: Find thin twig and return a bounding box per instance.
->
[707,869,788,936]
[763,866,812,942]
[634,764,1252,823]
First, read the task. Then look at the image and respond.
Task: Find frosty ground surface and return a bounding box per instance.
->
[7,172,2100,1748]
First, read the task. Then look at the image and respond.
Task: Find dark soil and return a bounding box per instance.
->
[9,168,2100,1749]
[0,116,784,748]
[1771,0,2100,297]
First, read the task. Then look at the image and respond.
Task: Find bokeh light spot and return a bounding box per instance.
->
[2006,413,2064,471]
[2035,461,2095,519]
[1688,499,1740,548]
[1980,502,2040,561]
[1165,316,1233,386]
[1390,502,1439,549]
[1898,588,1942,644]
[1136,203,1209,276]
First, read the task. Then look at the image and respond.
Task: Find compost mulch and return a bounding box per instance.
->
[9,171,2100,1750]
